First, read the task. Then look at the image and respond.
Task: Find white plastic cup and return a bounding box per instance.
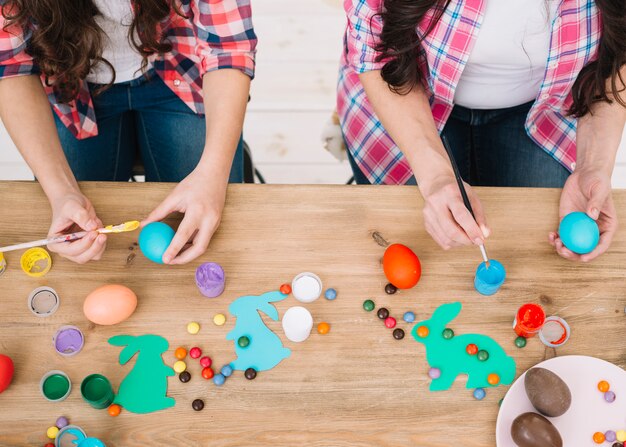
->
[282,306,313,343]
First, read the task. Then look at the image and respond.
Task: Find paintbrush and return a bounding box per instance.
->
[440,136,490,267]
[0,220,140,253]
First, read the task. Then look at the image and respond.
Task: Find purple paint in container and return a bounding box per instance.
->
[195,262,225,298]
[53,325,84,357]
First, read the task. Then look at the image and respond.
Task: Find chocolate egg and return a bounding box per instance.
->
[524,367,571,417]
[83,284,137,325]
[511,412,562,447]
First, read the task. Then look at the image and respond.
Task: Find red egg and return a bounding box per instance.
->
[382,244,421,289]
[0,354,14,393]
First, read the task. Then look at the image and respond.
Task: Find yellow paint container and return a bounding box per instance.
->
[20,247,52,277]
[0,252,6,276]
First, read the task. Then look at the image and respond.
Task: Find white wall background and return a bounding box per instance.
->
[0,0,625,186]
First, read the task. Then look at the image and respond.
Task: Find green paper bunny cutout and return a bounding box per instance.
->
[108,334,175,413]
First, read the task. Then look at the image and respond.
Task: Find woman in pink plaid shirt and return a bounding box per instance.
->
[339,0,625,262]
[0,0,256,265]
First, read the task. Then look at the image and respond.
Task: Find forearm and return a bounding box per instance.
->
[0,75,79,200]
[197,69,251,186]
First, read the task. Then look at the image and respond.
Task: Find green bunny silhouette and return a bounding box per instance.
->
[108,334,175,413]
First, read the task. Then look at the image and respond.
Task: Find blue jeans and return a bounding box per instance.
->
[347,101,570,187]
[55,70,244,183]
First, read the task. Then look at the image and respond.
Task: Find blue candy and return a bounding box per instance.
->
[324,288,337,300]
[403,311,415,323]
[473,388,486,400]
[221,364,233,377]
[138,222,175,264]
[558,211,600,254]
[213,374,225,386]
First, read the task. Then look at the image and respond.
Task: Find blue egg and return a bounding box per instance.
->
[138,222,175,264]
[558,211,599,254]
[213,373,225,386]
[473,388,486,400]
[324,288,337,300]
[403,311,415,323]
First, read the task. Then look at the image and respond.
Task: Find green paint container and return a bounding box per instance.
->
[40,370,71,402]
[80,374,114,409]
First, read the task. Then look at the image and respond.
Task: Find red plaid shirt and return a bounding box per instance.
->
[0,0,257,139]
[338,0,602,184]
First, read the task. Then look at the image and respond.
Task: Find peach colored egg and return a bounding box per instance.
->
[83,285,137,325]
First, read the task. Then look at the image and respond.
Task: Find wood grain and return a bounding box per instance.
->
[0,182,625,447]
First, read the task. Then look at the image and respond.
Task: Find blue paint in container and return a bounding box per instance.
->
[474,259,506,296]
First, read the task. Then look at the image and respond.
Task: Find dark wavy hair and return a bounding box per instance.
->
[1,0,185,103]
[376,0,626,117]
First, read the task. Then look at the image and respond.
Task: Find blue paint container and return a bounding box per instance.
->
[474,259,506,296]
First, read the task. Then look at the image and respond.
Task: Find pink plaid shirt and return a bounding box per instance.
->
[338,0,601,184]
[0,0,256,139]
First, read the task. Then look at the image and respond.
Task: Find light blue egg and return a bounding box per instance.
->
[558,211,599,254]
[138,222,175,264]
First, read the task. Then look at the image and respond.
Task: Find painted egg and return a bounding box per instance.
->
[524,367,571,417]
[511,412,563,447]
[139,222,175,264]
[83,285,137,325]
[558,211,599,254]
[382,244,421,289]
[0,354,14,393]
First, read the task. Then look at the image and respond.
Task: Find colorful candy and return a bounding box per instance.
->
[384,317,396,329]
[213,374,225,386]
[317,322,330,334]
[245,368,257,380]
[179,371,191,383]
[280,283,292,295]
[174,347,187,360]
[598,381,610,393]
[200,356,212,368]
[428,368,441,379]
[201,367,214,380]
[417,326,429,338]
[192,399,204,411]
[466,344,478,355]
[384,283,397,295]
[617,431,626,442]
[473,388,486,400]
[47,427,59,439]
[442,328,454,340]
[189,347,202,359]
[377,308,389,319]
[173,361,187,373]
[606,431,617,443]
[213,314,226,326]
[515,336,527,348]
[363,300,375,312]
[238,336,250,348]
[107,404,121,417]
[392,328,405,340]
[221,365,233,377]
[594,432,606,444]
[324,288,337,300]
[605,391,616,403]
[187,322,200,335]
[55,416,69,429]
[487,373,500,386]
[477,350,489,362]
[403,311,415,323]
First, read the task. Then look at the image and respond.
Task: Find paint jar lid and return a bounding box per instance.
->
[40,370,71,402]
[20,247,52,277]
[28,286,60,317]
[291,272,322,303]
[53,325,84,357]
[539,316,571,347]
[55,425,87,447]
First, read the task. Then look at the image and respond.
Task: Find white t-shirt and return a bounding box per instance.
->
[86,0,147,84]
[453,0,560,109]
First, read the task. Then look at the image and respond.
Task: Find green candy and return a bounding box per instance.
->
[477,350,489,361]
[515,336,527,348]
[238,336,250,348]
[363,300,375,312]
[442,328,455,340]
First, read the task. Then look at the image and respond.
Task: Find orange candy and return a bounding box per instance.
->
[593,432,605,444]
[417,326,429,338]
[487,373,500,386]
[279,284,291,295]
[108,404,121,417]
[317,322,330,334]
[466,344,478,355]
[382,244,422,289]
[174,347,187,360]
[598,380,610,392]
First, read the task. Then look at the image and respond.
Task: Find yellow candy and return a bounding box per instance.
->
[187,322,200,334]
[213,314,226,326]
[47,426,59,439]
[617,430,626,442]
[173,360,187,373]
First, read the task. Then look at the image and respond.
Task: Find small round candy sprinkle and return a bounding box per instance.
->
[213,373,225,386]
[238,336,250,348]
[403,312,415,323]
[325,288,337,300]
[173,360,187,373]
[606,431,617,443]
[200,356,212,368]
[187,322,200,334]
[221,364,233,377]
[594,432,606,444]
[384,317,396,329]
[442,328,454,340]
[201,367,214,380]
[612,443,623,447]
[477,350,489,362]
[245,368,257,380]
[377,308,389,320]
[598,380,610,392]
[213,313,226,326]
[189,347,202,359]
[317,322,330,334]
[55,416,69,429]
[47,427,59,439]
[605,391,616,403]
[515,336,527,348]
[618,431,626,442]
[363,300,375,312]
[487,373,500,386]
[466,344,478,355]
[473,388,486,400]
[179,371,191,383]
[192,399,204,411]
[280,283,291,295]
[107,404,121,417]
[385,283,397,294]
[417,326,429,338]
[428,368,441,379]
[393,328,405,340]
[174,347,187,360]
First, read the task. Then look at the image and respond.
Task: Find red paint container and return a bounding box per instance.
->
[514,303,546,338]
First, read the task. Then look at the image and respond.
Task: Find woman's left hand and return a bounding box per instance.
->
[549,168,617,262]
[141,169,227,265]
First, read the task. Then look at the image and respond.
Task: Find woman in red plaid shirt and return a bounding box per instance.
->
[339,0,625,262]
[0,0,256,264]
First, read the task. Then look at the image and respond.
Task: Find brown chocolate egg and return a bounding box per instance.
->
[524,367,571,417]
[511,412,562,447]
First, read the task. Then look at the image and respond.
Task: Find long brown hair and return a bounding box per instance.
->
[376,0,626,117]
[1,0,184,103]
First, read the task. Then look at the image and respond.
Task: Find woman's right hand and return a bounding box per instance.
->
[419,175,490,250]
[47,191,107,264]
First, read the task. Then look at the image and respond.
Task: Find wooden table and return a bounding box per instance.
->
[0,182,625,447]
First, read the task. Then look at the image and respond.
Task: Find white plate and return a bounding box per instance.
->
[496,355,626,446]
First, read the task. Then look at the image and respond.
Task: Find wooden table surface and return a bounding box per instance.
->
[0,182,625,447]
